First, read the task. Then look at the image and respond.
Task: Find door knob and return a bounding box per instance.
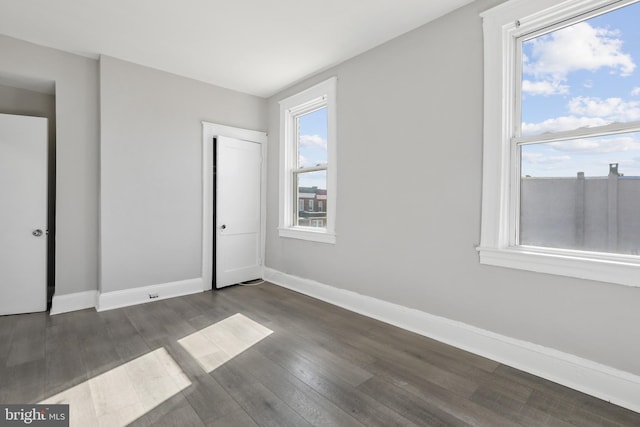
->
[221,224,226,230]
[32,229,43,237]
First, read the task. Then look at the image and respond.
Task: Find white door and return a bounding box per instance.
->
[0,113,48,315]
[215,136,262,288]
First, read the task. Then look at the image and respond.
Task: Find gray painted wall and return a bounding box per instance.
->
[99,56,267,292]
[0,35,99,296]
[0,84,56,183]
[265,0,640,376]
[0,83,55,144]
[0,36,267,298]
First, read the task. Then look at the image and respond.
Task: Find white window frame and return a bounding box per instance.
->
[479,0,640,288]
[279,77,337,244]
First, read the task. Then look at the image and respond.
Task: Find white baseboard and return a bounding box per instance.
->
[263,267,640,414]
[50,290,98,315]
[97,278,203,312]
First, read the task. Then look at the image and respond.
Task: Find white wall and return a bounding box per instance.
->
[99,56,267,293]
[265,0,640,376]
[0,35,99,296]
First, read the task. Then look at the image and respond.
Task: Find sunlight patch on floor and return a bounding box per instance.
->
[40,347,191,427]
[178,313,273,372]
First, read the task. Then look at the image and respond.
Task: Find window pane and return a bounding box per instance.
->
[521,2,640,137]
[295,170,327,228]
[520,132,640,254]
[297,107,327,168]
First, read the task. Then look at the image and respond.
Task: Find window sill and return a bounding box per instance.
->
[278,227,336,244]
[477,246,640,288]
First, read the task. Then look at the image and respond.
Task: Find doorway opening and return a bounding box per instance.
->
[0,76,56,308]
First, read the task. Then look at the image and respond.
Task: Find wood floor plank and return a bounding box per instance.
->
[495,364,638,426]
[76,311,123,378]
[164,295,206,324]
[138,393,205,427]
[0,358,46,403]
[365,348,480,398]
[526,388,628,427]
[221,287,380,372]
[580,397,640,427]
[355,331,532,403]
[44,321,88,398]
[1,283,639,427]
[148,298,198,340]
[206,407,260,427]
[365,322,500,374]
[0,313,17,365]
[226,284,375,337]
[123,302,172,346]
[5,312,47,367]
[256,338,419,427]
[99,308,152,362]
[470,385,576,427]
[179,369,244,424]
[263,332,374,388]
[212,362,313,427]
[362,365,520,427]
[233,348,365,427]
[358,375,474,427]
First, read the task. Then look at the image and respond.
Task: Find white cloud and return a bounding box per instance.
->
[567,96,640,121]
[523,22,635,97]
[522,116,609,136]
[522,152,542,162]
[632,87,640,96]
[524,96,640,135]
[299,134,326,149]
[522,79,568,96]
[525,22,635,80]
[549,136,640,154]
[522,152,571,164]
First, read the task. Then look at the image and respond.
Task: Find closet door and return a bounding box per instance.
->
[0,113,48,315]
[215,136,262,288]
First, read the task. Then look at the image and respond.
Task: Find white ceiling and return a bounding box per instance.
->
[0,0,474,98]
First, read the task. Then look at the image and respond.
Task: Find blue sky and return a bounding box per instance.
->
[298,107,327,189]
[297,107,327,188]
[521,1,640,177]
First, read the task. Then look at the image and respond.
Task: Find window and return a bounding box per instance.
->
[480,0,640,287]
[279,77,337,243]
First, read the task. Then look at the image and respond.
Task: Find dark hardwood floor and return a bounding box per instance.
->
[0,282,638,426]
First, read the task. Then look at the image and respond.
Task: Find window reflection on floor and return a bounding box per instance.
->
[36,313,272,426]
[178,313,273,373]
[40,347,191,426]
